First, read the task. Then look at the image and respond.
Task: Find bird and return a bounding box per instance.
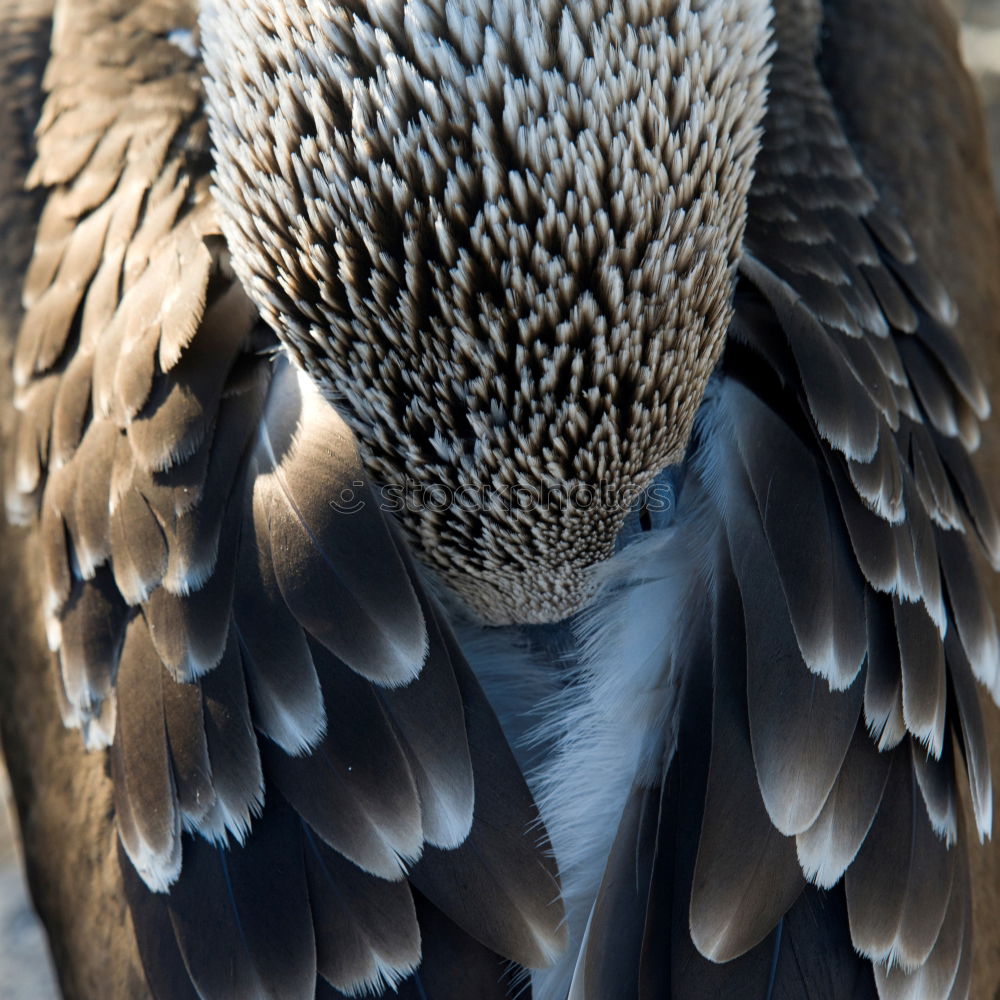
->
[2,0,1000,997]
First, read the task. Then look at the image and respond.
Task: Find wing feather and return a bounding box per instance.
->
[912,739,958,845]
[937,525,1000,693]
[265,639,424,881]
[4,3,565,997]
[120,843,203,1000]
[873,848,966,1000]
[197,626,264,842]
[143,510,237,681]
[8,0,996,996]
[597,1,1000,994]
[945,630,993,839]
[161,669,215,828]
[728,380,867,687]
[410,641,567,970]
[567,785,659,1000]
[689,556,805,962]
[58,570,128,728]
[864,589,906,751]
[166,801,316,1000]
[304,827,421,995]
[251,362,427,688]
[933,429,1000,568]
[845,746,953,970]
[234,485,327,756]
[378,579,474,850]
[795,723,891,889]
[50,349,94,467]
[893,597,946,757]
[114,615,182,891]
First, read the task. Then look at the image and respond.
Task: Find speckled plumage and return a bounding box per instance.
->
[5,0,1000,998]
[201,0,773,623]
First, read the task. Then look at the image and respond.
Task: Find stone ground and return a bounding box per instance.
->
[1,4,999,998]
[0,768,58,997]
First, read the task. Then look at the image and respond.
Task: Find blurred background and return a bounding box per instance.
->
[0,768,58,998]
[954,0,1000,182]
[1,2,999,997]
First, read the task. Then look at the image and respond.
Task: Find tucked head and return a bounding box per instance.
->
[201,0,772,624]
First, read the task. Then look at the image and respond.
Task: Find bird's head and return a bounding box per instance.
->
[201,0,772,624]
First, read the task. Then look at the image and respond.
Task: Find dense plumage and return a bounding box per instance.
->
[2,0,1000,998]
[201,0,772,625]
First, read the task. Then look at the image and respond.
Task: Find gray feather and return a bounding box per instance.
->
[845,746,953,970]
[265,639,424,881]
[410,642,567,970]
[144,505,238,681]
[872,815,970,999]
[893,597,946,757]
[166,802,316,1000]
[68,418,118,577]
[304,828,421,995]
[933,430,1000,569]
[912,739,958,845]
[378,581,474,850]
[945,630,993,839]
[861,263,918,334]
[109,480,168,605]
[826,450,920,601]
[58,570,128,719]
[198,626,264,843]
[896,336,964,441]
[913,314,990,421]
[724,459,862,835]
[907,421,963,530]
[689,563,804,962]
[252,360,428,687]
[114,614,182,891]
[847,439,904,526]
[936,526,1000,695]
[568,784,658,1000]
[233,498,326,756]
[864,589,906,750]
[728,379,867,687]
[161,669,215,828]
[740,254,880,462]
[124,276,248,473]
[796,723,891,889]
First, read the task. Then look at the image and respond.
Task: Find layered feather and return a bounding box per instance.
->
[6,0,998,998]
[560,1,999,997]
[5,2,565,996]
